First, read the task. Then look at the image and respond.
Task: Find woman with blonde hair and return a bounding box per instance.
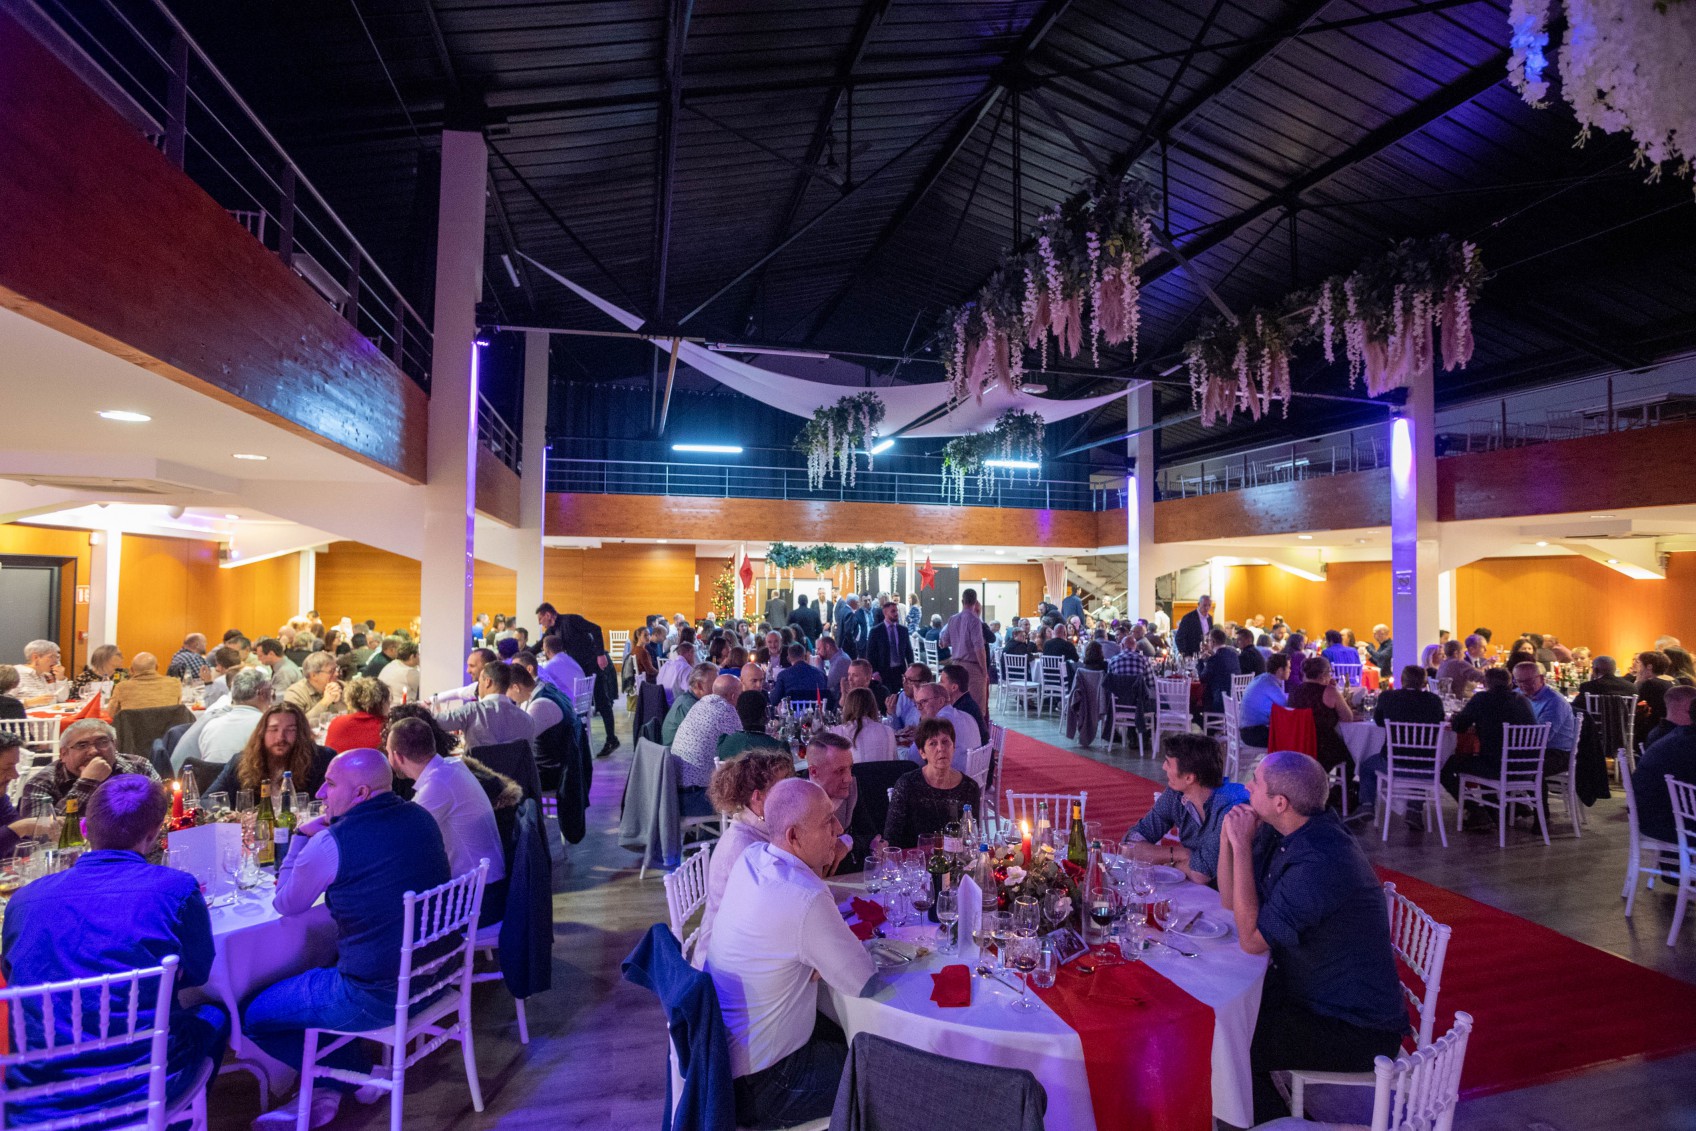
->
[833,686,896,762]
[694,751,794,962]
[324,676,389,753]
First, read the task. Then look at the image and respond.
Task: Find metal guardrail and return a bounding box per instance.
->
[23,0,434,390]
[478,394,521,473]
[545,457,1113,511]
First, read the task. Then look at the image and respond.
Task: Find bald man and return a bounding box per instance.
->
[107,652,188,718]
[672,673,744,815]
[246,748,451,1128]
[705,778,874,1128]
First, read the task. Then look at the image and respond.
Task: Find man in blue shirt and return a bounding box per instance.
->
[1120,733,1248,886]
[1,776,228,1126]
[1513,662,1577,771]
[245,748,451,1129]
[1218,751,1408,1123]
[884,662,930,731]
[770,643,832,706]
[1238,652,1290,748]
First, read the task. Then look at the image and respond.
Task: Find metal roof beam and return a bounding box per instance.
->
[645,0,695,336]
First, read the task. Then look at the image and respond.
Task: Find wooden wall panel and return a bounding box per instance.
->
[1454,553,1696,662]
[216,553,300,641]
[956,562,1046,621]
[475,458,522,527]
[311,543,421,636]
[1155,469,1391,543]
[543,545,698,641]
[545,493,1100,548]
[1224,562,1393,639]
[1438,420,1696,522]
[472,561,517,620]
[0,524,89,671]
[0,12,426,482]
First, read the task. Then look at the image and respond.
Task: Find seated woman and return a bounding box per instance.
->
[693,751,794,964]
[1287,655,1355,772]
[720,645,747,678]
[883,717,980,849]
[1282,633,1310,695]
[833,687,896,762]
[68,643,126,701]
[324,676,389,753]
[1079,641,1108,673]
[718,690,788,760]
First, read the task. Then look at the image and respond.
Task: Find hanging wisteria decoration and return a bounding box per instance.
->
[940,409,1047,504]
[937,176,1160,404]
[796,391,886,489]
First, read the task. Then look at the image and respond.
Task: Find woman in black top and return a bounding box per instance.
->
[884,716,980,848]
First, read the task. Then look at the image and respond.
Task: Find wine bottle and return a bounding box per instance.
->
[58,797,85,850]
[1066,802,1089,868]
[1034,800,1050,850]
[254,782,276,866]
[926,840,952,924]
[275,771,298,867]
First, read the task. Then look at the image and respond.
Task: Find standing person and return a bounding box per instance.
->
[1174,595,1213,658]
[787,594,822,647]
[553,610,618,757]
[866,600,914,693]
[938,588,991,731]
[1363,624,1394,680]
[1060,587,1084,625]
[765,589,790,631]
[1218,752,1408,1122]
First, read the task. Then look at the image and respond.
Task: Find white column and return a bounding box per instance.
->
[1437,568,1456,640]
[517,330,550,634]
[296,549,316,617]
[87,530,121,650]
[419,129,487,696]
[1391,359,1439,681]
[1207,557,1230,625]
[1125,382,1157,618]
[905,546,916,601]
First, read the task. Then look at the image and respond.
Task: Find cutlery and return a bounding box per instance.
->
[974,965,1023,993]
[1151,936,1199,958]
[1177,910,1203,934]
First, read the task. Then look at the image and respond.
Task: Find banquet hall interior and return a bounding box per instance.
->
[0,0,1694,1128]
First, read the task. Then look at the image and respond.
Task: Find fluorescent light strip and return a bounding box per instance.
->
[869,439,894,454]
[672,443,743,454]
[97,410,151,423]
[984,459,1040,470]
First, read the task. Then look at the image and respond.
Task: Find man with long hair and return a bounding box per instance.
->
[206,702,332,799]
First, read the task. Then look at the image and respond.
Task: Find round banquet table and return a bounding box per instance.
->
[180,877,338,1092]
[820,877,1268,1129]
[1337,720,1458,775]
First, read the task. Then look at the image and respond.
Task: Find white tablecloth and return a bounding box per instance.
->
[1338,721,1458,774]
[821,879,1267,1129]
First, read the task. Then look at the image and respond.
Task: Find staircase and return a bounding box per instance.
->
[1066,556,1128,612]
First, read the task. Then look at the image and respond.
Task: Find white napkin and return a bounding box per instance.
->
[956,874,982,959]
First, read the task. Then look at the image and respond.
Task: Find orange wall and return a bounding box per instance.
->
[545,545,698,641]
[1224,562,1393,639]
[312,542,517,636]
[0,524,90,671]
[1454,553,1696,662]
[115,534,299,660]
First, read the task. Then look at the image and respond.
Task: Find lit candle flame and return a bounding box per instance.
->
[172,780,182,793]
[1021,820,1030,835]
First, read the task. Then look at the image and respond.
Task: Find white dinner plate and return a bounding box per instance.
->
[1146,864,1186,885]
[865,939,923,968]
[1169,914,1228,940]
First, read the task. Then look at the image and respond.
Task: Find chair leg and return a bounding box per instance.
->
[1624,846,1640,914]
[460,1004,486,1112]
[1669,872,1691,947]
[390,1056,407,1131]
[296,1031,320,1131]
[1498,799,1507,849]
[1535,795,1550,847]
[515,995,530,1045]
[1431,792,1448,848]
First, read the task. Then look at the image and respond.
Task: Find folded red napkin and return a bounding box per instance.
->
[69,692,101,721]
[848,897,887,941]
[930,964,971,1007]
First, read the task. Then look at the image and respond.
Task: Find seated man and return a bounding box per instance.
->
[657,641,697,705]
[719,689,788,761]
[256,636,305,695]
[11,639,72,704]
[1217,752,1408,1123]
[1433,639,1484,692]
[1358,664,1447,815]
[1235,627,1266,675]
[662,662,718,746]
[770,643,830,706]
[817,636,850,696]
[377,642,422,705]
[1513,661,1577,775]
[429,647,498,707]
[841,659,890,718]
[939,663,987,746]
[884,662,932,730]
[1238,652,1290,748]
[166,633,213,682]
[284,651,346,725]
[538,633,587,692]
[1120,733,1247,886]
[1444,665,1538,802]
[1577,654,1636,700]
[1197,627,1243,715]
[800,733,861,872]
[199,645,245,709]
[704,778,874,1129]
[672,674,743,816]
[360,634,402,680]
[1,776,228,1124]
[1630,684,1696,844]
[107,652,186,718]
[386,718,508,925]
[247,748,451,1129]
[176,667,273,769]
[900,681,981,762]
[19,719,161,817]
[435,660,536,750]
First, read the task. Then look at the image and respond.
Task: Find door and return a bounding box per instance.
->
[979,581,1021,628]
[0,557,62,663]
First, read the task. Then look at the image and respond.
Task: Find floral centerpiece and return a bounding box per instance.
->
[796,391,886,488]
[987,841,1084,930]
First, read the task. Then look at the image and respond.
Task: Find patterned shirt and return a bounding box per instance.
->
[671,694,741,789]
[166,649,211,680]
[1108,646,1152,686]
[19,753,161,817]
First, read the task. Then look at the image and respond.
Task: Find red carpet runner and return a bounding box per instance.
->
[998,727,1696,1097]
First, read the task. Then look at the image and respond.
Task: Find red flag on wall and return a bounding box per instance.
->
[738,553,754,589]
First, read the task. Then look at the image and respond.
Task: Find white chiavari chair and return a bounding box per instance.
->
[1220,694,1242,781]
[963,743,994,797]
[1230,672,1256,701]
[1456,722,1552,847]
[1379,721,1449,847]
[1152,676,1190,744]
[1036,656,1067,717]
[1288,1013,1474,1131]
[998,652,1034,716]
[1003,791,1087,839]
[1665,777,1696,946]
[1543,714,1586,837]
[663,842,713,963]
[1620,755,1683,921]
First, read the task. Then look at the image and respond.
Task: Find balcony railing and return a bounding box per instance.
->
[478,394,520,473]
[545,457,1115,511]
[22,0,433,389]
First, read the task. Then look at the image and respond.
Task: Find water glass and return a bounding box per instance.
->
[235,789,254,814]
[935,889,959,953]
[203,792,229,817]
[1030,940,1058,990]
[885,885,912,927]
[988,911,1012,967]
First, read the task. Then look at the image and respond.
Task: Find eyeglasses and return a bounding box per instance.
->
[64,737,116,755]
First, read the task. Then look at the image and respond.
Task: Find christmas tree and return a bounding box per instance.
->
[710,563,737,621]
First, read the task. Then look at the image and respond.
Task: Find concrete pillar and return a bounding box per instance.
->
[419,129,487,696]
[296,549,316,618]
[517,331,550,635]
[1437,568,1457,641]
[1207,557,1231,626]
[1125,382,1157,618]
[1390,359,1439,684]
[905,546,916,602]
[87,530,121,650]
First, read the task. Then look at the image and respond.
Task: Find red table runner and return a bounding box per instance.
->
[1034,959,1214,1131]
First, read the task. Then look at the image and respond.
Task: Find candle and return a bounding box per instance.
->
[171,780,184,823]
[1020,820,1032,867]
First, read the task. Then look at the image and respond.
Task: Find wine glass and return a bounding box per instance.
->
[988,911,1012,968]
[910,879,934,924]
[935,889,959,954]
[1006,935,1041,1011]
[1030,939,1059,990]
[1041,889,1070,933]
[1012,896,1040,938]
[1150,897,1177,935]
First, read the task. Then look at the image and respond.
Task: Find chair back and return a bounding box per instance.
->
[852,761,920,837]
[11,717,61,760]
[1382,882,1453,1049]
[1221,695,1242,776]
[395,861,489,1028]
[113,705,193,763]
[161,722,193,763]
[963,743,994,794]
[609,630,629,664]
[989,723,1006,755]
[1269,705,1318,760]
[470,739,544,804]
[1500,723,1552,784]
[1584,693,1637,770]
[921,639,939,669]
[0,955,180,1131]
[1039,657,1066,693]
[1369,1011,1473,1131]
[1154,676,1189,717]
[1331,662,1364,686]
[182,757,223,795]
[664,843,713,961]
[832,1031,1048,1130]
[1669,776,1696,857]
[1003,790,1086,836]
[1000,652,1029,684]
[1230,673,1256,700]
[569,676,597,716]
[1385,722,1445,782]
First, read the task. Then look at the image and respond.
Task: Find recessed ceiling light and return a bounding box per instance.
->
[1297,534,1314,540]
[1607,558,1619,565]
[97,410,151,423]
[232,453,267,461]
[1590,514,1615,519]
[224,514,241,521]
[1535,540,1548,547]
[1356,538,1370,544]
[995,550,1006,555]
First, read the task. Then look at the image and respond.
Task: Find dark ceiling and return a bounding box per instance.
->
[167,0,1696,465]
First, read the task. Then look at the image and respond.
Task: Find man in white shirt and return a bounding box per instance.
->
[430,648,497,707]
[199,646,244,709]
[704,777,874,1128]
[537,635,586,693]
[816,636,849,696]
[173,668,274,770]
[434,661,536,750]
[657,641,697,705]
[377,642,421,704]
[11,640,71,704]
[901,682,981,763]
[671,673,742,814]
[385,717,507,924]
[255,637,304,695]
[507,662,564,734]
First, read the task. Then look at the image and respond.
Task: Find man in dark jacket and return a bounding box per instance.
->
[553,610,618,756]
[1174,595,1213,657]
[787,594,823,645]
[1196,627,1241,714]
[1235,627,1266,676]
[1441,666,1536,799]
[865,600,914,691]
[1577,655,1637,700]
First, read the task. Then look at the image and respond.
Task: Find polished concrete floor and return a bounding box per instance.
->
[204,705,1696,1130]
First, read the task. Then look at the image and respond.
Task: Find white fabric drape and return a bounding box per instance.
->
[1042,559,1068,603]
[520,256,1129,437]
